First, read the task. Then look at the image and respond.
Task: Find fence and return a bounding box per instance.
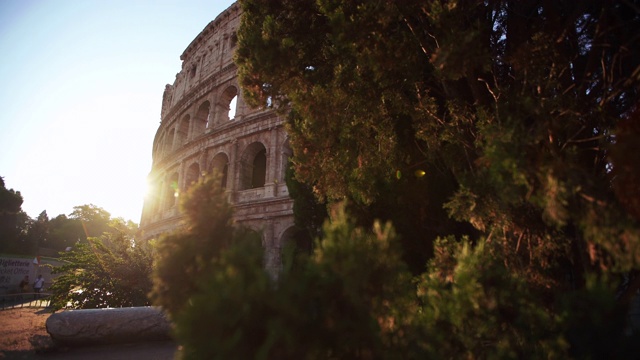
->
[0,292,51,310]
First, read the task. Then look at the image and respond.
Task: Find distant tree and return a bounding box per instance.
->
[0,176,26,254]
[69,204,112,238]
[47,214,84,252]
[22,210,50,252]
[44,204,114,253]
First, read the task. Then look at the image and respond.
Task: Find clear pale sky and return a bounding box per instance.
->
[0,0,236,222]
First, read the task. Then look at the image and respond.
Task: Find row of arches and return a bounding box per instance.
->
[148,140,286,216]
[155,86,239,160]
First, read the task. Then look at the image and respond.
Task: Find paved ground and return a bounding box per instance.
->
[1,341,178,359]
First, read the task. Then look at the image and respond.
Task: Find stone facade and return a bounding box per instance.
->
[139,3,295,274]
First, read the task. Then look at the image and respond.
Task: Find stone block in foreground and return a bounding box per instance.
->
[46,306,172,345]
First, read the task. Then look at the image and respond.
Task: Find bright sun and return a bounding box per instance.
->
[141,177,153,200]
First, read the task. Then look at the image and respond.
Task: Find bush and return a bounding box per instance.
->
[151,175,416,359]
[48,224,153,310]
[176,213,417,359]
[153,176,640,359]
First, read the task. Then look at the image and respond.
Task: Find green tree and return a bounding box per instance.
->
[284,161,326,259]
[47,214,84,252]
[237,0,640,295]
[235,1,640,356]
[415,236,569,358]
[0,176,25,254]
[48,219,150,310]
[45,204,113,253]
[21,210,50,253]
[69,204,112,238]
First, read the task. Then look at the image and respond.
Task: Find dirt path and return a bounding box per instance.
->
[0,307,55,358]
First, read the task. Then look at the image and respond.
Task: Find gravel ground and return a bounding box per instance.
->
[0,307,55,359]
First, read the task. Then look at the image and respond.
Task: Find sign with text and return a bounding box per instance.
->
[0,257,36,294]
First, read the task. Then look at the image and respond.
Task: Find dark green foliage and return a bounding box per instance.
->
[150,172,250,318]
[0,176,26,254]
[154,175,640,358]
[172,233,271,360]
[232,0,640,357]
[44,204,116,253]
[237,0,640,302]
[47,214,85,252]
[155,187,417,359]
[416,236,568,358]
[0,195,120,256]
[48,219,151,310]
[284,158,327,241]
[558,277,640,359]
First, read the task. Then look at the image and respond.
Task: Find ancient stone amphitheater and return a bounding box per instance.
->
[139,3,294,274]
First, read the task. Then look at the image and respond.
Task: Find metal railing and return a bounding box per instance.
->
[0,292,51,310]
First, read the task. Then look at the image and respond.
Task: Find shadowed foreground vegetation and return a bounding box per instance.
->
[150,0,640,358]
[150,175,639,359]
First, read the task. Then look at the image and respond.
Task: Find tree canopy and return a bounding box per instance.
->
[236,0,640,290]
[145,2,640,357]
[0,177,135,257]
[0,176,26,254]
[152,171,640,358]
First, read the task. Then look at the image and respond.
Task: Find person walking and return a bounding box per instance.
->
[33,275,45,293]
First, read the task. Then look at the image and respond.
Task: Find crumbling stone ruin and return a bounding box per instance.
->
[139,3,294,274]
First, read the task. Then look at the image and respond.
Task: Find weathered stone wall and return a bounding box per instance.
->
[140,3,295,274]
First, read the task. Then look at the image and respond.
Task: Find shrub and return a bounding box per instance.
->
[48,225,152,310]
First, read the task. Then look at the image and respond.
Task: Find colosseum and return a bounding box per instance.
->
[139,3,294,274]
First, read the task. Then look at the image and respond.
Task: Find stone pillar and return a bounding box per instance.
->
[262,219,281,279]
[178,161,186,194]
[265,127,278,197]
[228,139,239,202]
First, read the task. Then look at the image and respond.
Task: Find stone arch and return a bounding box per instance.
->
[155,134,165,158]
[216,86,238,124]
[280,226,312,270]
[194,101,210,136]
[240,142,267,190]
[229,33,238,48]
[165,172,179,210]
[165,128,175,153]
[209,152,229,189]
[236,223,264,246]
[176,114,190,148]
[152,180,163,215]
[185,162,201,190]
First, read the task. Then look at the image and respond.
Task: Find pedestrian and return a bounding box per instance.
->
[33,275,45,293]
[19,276,30,293]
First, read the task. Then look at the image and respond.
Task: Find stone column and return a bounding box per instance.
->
[228,139,239,202]
[46,307,171,346]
